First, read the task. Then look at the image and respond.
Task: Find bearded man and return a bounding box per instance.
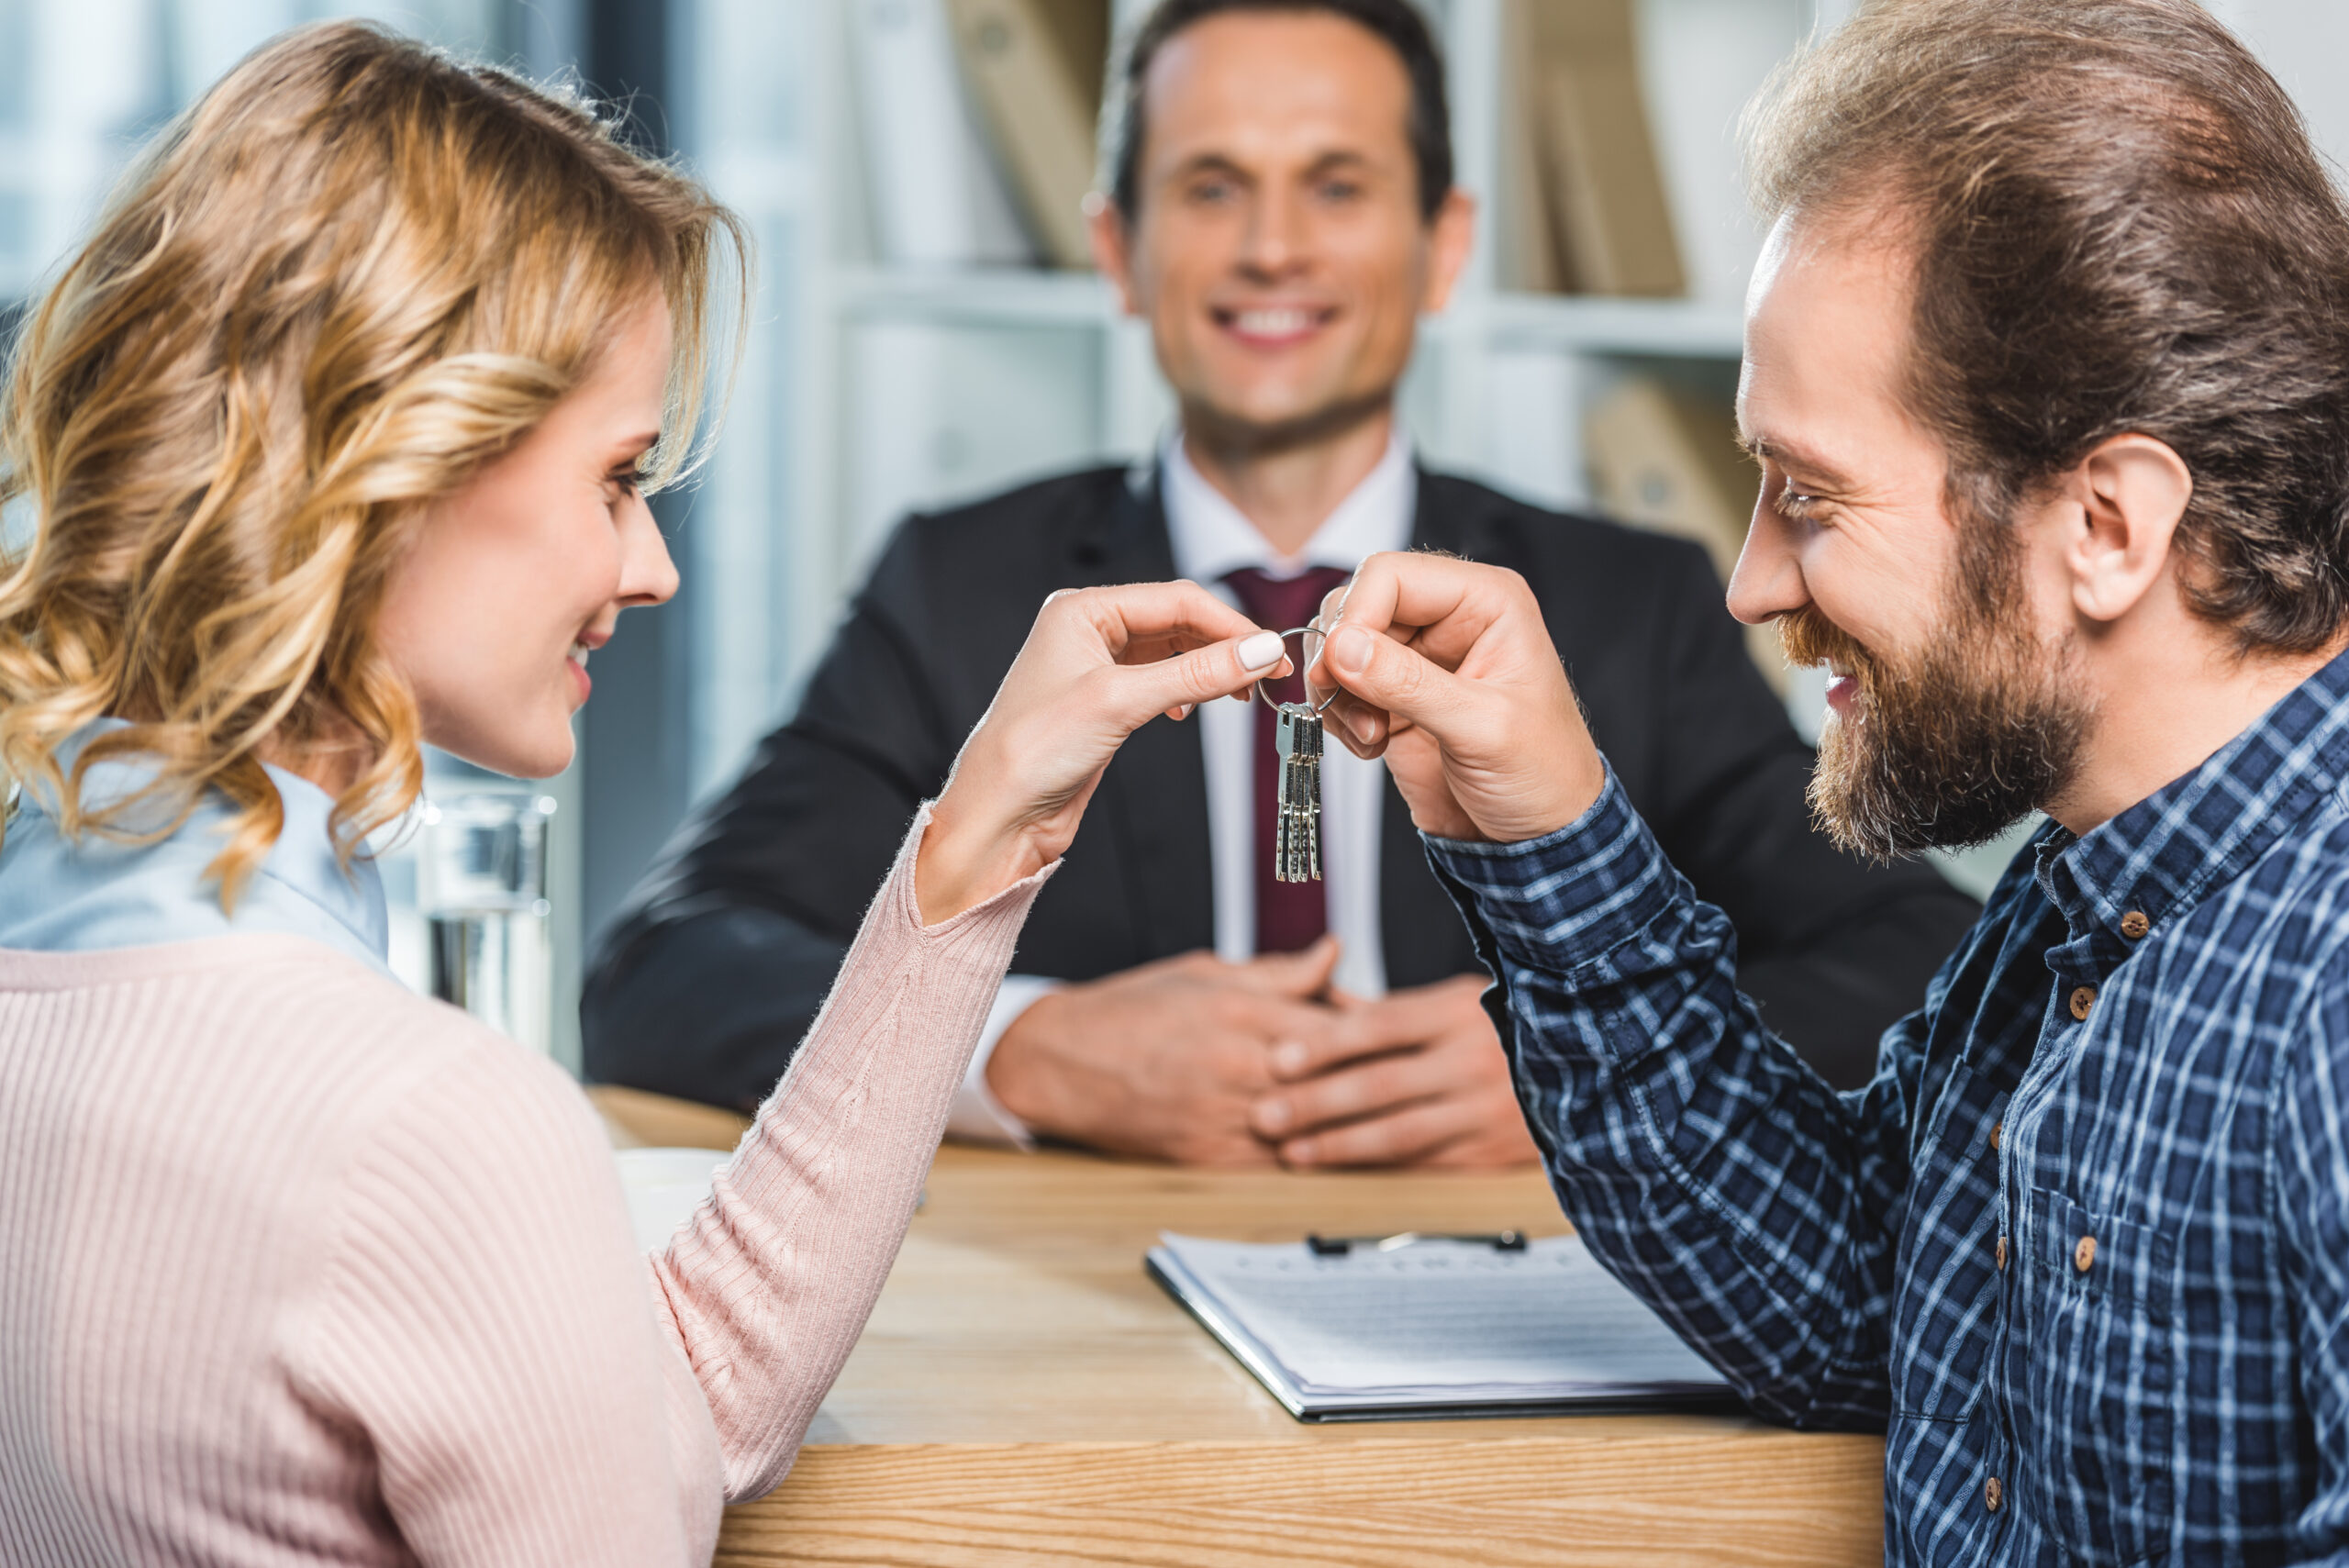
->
[1302,0,2349,1560]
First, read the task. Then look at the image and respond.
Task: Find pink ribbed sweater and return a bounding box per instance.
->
[0,812,1046,1565]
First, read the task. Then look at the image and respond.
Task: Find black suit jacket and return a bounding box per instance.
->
[584,464,1979,1106]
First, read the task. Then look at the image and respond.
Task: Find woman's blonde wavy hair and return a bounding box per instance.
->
[0,20,744,907]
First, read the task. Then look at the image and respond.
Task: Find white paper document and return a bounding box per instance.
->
[1147,1231,1732,1421]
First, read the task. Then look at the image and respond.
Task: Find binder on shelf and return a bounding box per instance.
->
[1517,0,1687,297]
[1146,1229,1736,1422]
[1585,374,1784,690]
[1497,0,1564,295]
[943,0,1108,270]
[1586,376,1751,579]
[850,0,1035,266]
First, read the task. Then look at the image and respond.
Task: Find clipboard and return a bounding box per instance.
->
[1145,1230,1740,1423]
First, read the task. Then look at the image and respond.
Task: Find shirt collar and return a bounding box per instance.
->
[8,718,391,966]
[1160,427,1417,585]
[2036,643,2349,952]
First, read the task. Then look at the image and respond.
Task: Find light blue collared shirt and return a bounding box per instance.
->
[0,719,392,973]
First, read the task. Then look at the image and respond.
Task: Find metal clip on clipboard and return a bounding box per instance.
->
[1304,1230,1529,1256]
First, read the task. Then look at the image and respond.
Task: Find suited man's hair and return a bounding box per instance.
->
[1105,0,1453,225]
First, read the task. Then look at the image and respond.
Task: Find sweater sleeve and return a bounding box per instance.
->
[297,1022,721,1566]
[647,804,1051,1501]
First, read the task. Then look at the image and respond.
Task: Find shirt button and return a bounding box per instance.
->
[1985,1475,2004,1512]
[1989,1120,2002,1153]
[2121,910,2150,940]
[2075,1234,2097,1273]
[2069,985,2097,1021]
[1996,1236,2008,1271]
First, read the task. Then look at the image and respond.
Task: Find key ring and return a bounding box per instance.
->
[1249,623,1341,715]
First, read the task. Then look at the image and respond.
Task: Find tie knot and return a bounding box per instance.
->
[1224,566,1350,706]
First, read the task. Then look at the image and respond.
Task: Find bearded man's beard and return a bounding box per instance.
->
[1777,523,2087,862]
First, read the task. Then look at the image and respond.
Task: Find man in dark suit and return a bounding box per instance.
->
[584,0,1977,1164]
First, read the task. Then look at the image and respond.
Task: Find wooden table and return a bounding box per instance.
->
[590,1088,1885,1566]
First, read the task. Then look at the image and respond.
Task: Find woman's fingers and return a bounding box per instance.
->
[920,581,1281,922]
[1057,580,1294,718]
[1121,627,1287,726]
[1065,579,1255,657]
[1055,580,1319,722]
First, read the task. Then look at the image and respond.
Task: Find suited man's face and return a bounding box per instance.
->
[1090,11,1474,448]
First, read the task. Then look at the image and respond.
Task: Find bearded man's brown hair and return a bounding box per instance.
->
[1746,0,2349,658]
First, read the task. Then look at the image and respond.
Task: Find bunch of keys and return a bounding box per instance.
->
[1256,625,1337,884]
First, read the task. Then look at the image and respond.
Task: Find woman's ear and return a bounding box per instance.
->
[2064,434,2194,625]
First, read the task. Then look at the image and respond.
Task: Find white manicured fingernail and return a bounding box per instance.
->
[1238,630,1285,671]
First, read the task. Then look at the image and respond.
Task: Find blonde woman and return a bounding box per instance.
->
[0,23,1289,1565]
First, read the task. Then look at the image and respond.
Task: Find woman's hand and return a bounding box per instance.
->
[1306,551,1605,844]
[917,581,1287,924]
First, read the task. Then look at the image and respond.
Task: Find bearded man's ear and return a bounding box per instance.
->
[2063,434,2195,626]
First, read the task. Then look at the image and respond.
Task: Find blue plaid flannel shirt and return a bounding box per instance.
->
[1425,648,2349,1566]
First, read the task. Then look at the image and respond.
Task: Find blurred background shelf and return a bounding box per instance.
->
[835,264,1116,326]
[833,266,1748,360]
[1482,293,1744,360]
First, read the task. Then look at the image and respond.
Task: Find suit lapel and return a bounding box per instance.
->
[1085,465,1218,961]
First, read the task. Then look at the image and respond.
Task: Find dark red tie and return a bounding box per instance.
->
[1224,566,1352,954]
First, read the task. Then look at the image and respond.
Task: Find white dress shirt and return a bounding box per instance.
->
[944,430,1416,1146]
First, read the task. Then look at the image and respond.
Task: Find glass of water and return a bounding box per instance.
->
[416,793,557,1052]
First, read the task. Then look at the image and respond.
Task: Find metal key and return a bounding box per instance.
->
[1274,701,1324,883]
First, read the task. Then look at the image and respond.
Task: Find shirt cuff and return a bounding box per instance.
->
[941,974,1062,1149]
[1419,767,1684,977]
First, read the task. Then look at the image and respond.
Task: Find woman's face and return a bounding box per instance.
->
[377,297,679,779]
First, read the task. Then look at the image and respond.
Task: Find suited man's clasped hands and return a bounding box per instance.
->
[986,941,1517,1168]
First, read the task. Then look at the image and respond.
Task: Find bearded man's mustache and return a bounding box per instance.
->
[1778,604,1874,688]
